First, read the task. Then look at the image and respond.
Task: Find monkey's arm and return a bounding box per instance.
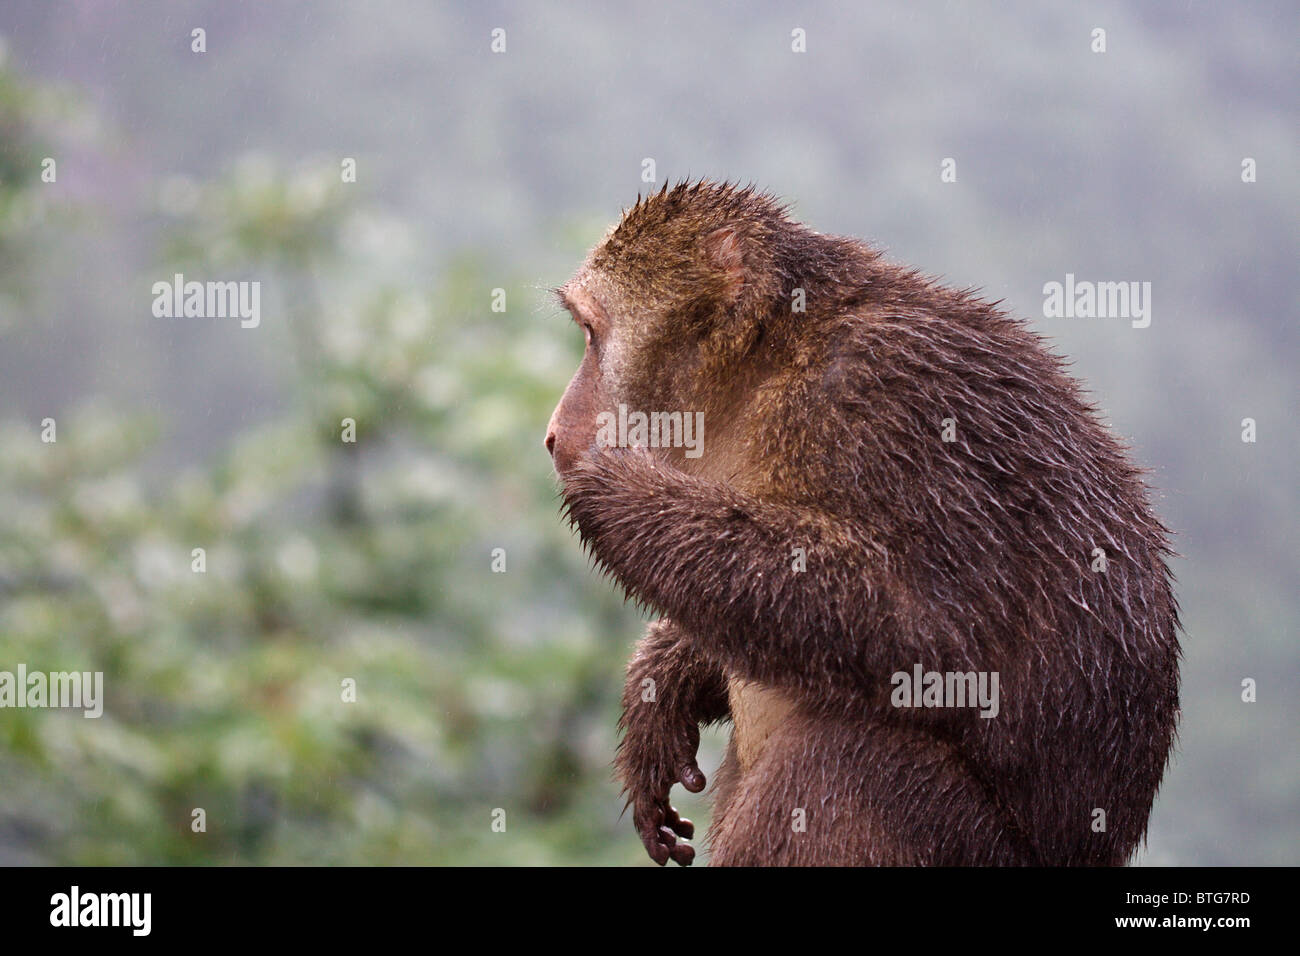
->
[565,448,963,693]
[616,618,730,866]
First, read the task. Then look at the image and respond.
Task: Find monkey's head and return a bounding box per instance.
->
[545,181,798,477]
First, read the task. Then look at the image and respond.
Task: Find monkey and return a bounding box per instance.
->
[545,180,1180,866]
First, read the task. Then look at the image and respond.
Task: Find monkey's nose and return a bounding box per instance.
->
[544,431,557,456]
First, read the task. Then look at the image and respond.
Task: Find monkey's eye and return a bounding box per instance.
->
[580,322,594,346]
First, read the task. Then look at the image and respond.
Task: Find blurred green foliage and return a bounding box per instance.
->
[0,60,679,865]
[0,54,82,318]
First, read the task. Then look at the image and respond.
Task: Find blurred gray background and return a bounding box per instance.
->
[0,1,1294,865]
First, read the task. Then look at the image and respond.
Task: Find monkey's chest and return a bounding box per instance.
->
[727,677,798,772]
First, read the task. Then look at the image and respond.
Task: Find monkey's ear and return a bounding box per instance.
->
[702,226,747,302]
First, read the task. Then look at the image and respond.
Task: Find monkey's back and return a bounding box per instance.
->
[764,281,1181,864]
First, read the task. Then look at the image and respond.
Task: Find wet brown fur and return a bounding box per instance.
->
[550,180,1181,866]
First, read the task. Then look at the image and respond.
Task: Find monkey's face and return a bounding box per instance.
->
[546,214,757,479]
[545,281,619,478]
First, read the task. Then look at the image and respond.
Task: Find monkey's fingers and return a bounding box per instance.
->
[680,763,706,793]
[637,822,670,868]
[634,802,672,866]
[641,829,671,867]
[662,805,695,839]
[655,825,697,868]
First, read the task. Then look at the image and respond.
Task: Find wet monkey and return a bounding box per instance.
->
[546,181,1180,866]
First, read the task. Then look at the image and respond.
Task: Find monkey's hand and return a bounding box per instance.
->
[562,445,946,694]
[623,724,704,868]
[616,619,729,867]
